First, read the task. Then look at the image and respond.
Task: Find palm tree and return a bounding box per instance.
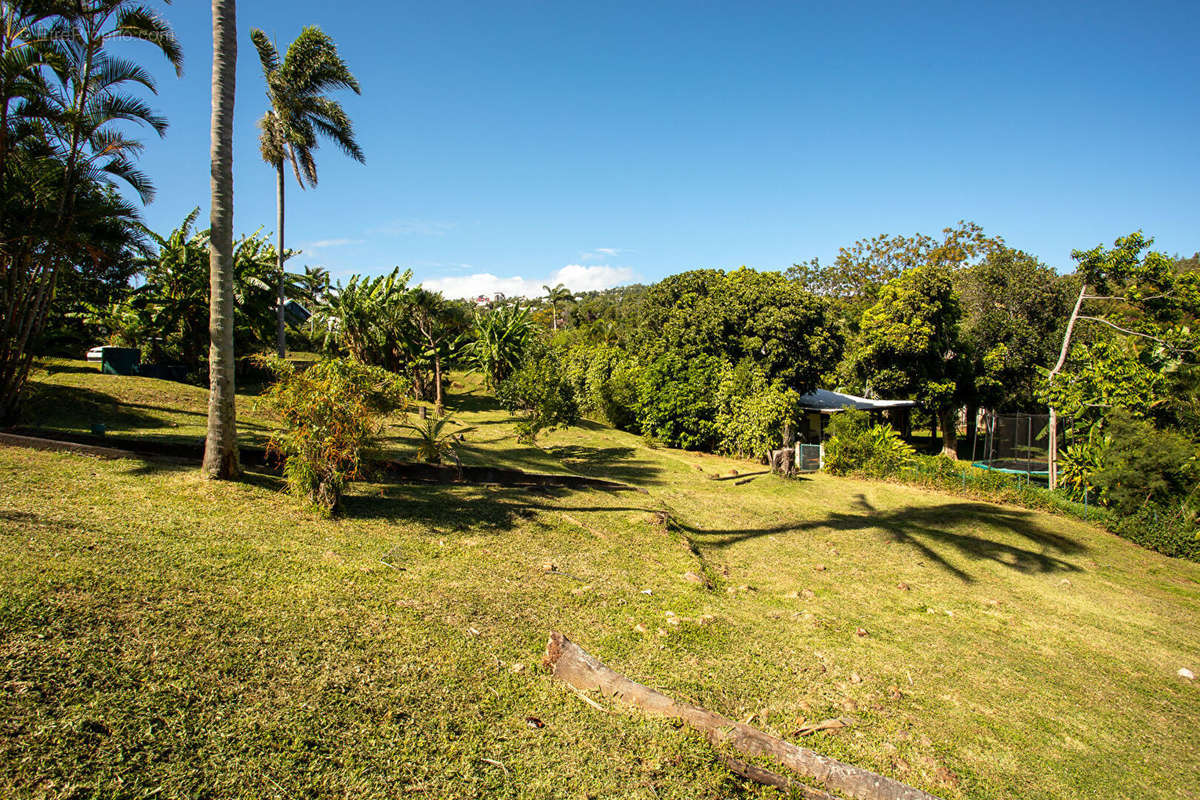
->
[203,0,239,479]
[542,282,574,332]
[301,264,330,304]
[0,0,181,422]
[250,26,363,358]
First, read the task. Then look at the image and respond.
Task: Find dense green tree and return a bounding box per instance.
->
[958,247,1074,413]
[497,346,579,442]
[636,352,723,450]
[1042,233,1199,488]
[791,221,1002,329]
[638,267,841,393]
[1090,411,1197,516]
[844,263,966,456]
[251,25,363,358]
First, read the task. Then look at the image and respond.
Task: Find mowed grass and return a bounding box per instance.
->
[0,362,1198,799]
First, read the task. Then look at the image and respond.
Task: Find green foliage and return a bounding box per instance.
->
[466,303,535,390]
[562,343,641,430]
[496,348,579,442]
[638,268,842,393]
[792,221,1002,331]
[1057,431,1108,503]
[400,414,472,465]
[845,263,965,409]
[1090,412,1197,516]
[713,361,800,460]
[823,409,917,477]
[1038,339,1164,431]
[251,26,364,184]
[635,353,723,450]
[1108,504,1199,561]
[117,210,300,369]
[261,358,405,515]
[958,247,1074,411]
[0,0,180,419]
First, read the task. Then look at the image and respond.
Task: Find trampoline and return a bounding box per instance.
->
[970,412,1060,482]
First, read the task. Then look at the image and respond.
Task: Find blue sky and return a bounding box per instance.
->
[127,0,1199,298]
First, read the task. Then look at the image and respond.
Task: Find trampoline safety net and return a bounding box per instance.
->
[971,412,1063,479]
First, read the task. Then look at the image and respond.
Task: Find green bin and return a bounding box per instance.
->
[100,347,140,376]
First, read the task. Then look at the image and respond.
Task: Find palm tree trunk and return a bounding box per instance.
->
[203,0,240,479]
[276,161,286,358]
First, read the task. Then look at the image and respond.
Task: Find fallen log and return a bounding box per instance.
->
[719,754,836,799]
[543,631,943,800]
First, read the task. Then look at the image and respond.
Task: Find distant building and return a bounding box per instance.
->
[795,388,915,441]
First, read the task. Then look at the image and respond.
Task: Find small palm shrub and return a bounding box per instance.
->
[261,358,404,516]
[823,408,917,477]
[402,414,472,465]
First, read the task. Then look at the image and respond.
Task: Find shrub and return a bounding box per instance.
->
[1090,411,1197,515]
[261,357,405,516]
[635,353,722,450]
[497,348,579,442]
[823,408,916,477]
[1057,432,1108,503]
[1108,504,1200,560]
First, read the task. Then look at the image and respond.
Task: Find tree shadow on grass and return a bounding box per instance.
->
[339,482,657,534]
[37,361,100,375]
[20,384,169,431]
[677,494,1086,583]
[545,444,666,486]
[445,389,501,414]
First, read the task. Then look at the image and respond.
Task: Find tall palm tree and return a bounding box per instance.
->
[250,25,363,358]
[542,282,574,332]
[203,0,239,479]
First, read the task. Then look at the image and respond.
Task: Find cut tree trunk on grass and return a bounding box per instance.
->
[543,631,943,800]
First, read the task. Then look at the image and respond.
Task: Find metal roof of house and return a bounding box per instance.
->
[796,388,916,413]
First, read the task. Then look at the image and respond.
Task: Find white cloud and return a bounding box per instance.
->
[421,264,635,300]
[301,237,363,252]
[579,247,622,261]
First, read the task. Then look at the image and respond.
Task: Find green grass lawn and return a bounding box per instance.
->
[2,362,1198,798]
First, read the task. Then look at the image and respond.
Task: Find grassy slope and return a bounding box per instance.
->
[1,362,1198,799]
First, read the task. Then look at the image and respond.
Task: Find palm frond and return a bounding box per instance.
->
[114,4,183,76]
